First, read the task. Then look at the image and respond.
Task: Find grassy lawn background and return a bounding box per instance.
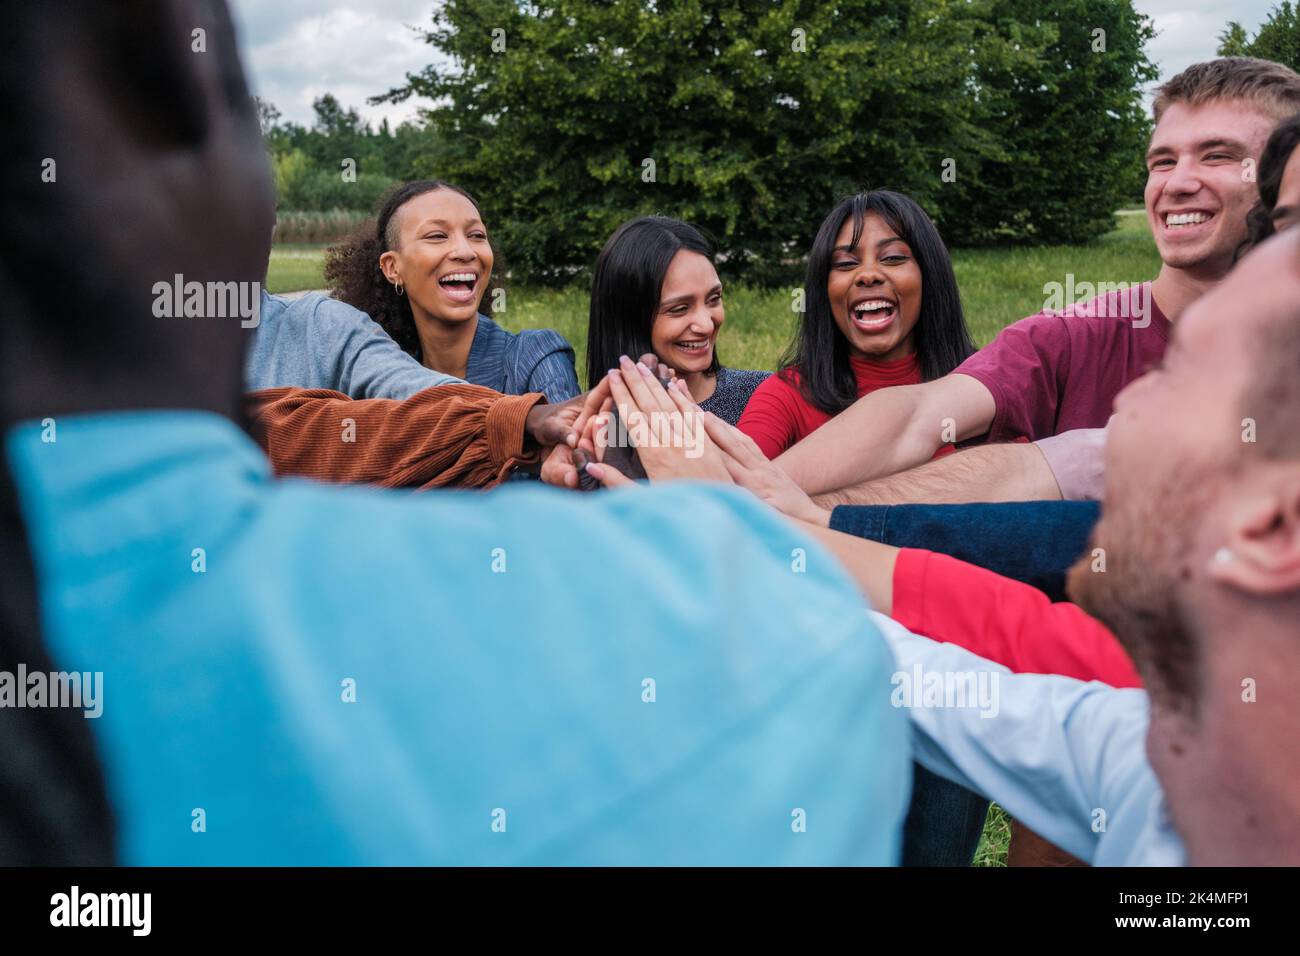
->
[267,212,1158,865]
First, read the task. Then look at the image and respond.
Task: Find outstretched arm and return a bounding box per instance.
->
[815,440,1063,508]
[247,384,581,489]
[775,373,996,495]
[871,613,1157,866]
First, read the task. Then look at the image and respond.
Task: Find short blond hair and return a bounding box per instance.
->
[1153,57,1300,124]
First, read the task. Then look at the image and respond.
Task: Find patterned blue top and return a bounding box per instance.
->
[466,314,580,404]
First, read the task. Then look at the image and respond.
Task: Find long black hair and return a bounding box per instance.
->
[781,190,975,416]
[1242,113,1300,258]
[325,179,494,359]
[585,216,721,388]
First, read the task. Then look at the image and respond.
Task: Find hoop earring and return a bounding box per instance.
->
[393,279,405,297]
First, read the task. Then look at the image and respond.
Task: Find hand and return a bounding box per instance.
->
[584,355,732,486]
[537,381,613,489]
[541,353,672,490]
[525,396,582,449]
[700,412,832,526]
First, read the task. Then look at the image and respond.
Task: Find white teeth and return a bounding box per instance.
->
[854,300,894,313]
[676,341,707,350]
[441,272,477,283]
[1165,212,1210,227]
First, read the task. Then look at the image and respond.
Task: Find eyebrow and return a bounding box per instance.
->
[412,218,485,231]
[661,284,722,307]
[1146,138,1248,161]
[832,235,906,253]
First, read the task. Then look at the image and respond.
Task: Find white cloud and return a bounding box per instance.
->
[230,0,443,128]
[1139,1,1280,91]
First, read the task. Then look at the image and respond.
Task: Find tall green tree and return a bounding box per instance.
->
[1217,2,1300,70]
[377,0,1155,284]
[1218,22,1252,57]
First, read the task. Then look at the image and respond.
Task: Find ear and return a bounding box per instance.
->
[378,250,400,286]
[1208,469,1300,595]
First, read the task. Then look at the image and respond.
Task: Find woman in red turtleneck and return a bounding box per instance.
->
[738,190,977,459]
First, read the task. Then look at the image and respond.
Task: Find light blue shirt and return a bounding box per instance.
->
[6,411,910,865]
[246,291,464,399]
[871,612,1186,866]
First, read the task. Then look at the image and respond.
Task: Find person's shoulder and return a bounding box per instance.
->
[717,366,772,401]
[497,320,576,371]
[753,365,803,399]
[1047,281,1155,331]
[511,323,575,355]
[720,367,772,388]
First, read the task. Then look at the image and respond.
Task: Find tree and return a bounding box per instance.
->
[1217,2,1300,71]
[1218,22,1252,58]
[966,0,1156,245]
[253,95,282,140]
[376,0,1155,285]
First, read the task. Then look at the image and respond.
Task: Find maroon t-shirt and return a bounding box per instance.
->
[955,282,1171,442]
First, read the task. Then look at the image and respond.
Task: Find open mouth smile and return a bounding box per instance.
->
[673,338,712,355]
[437,271,479,302]
[850,296,897,331]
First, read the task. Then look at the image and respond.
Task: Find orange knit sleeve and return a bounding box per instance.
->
[244,385,545,490]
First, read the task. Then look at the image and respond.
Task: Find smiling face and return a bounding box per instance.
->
[379,188,493,325]
[826,211,922,362]
[1144,100,1276,279]
[1067,231,1300,863]
[649,250,724,374]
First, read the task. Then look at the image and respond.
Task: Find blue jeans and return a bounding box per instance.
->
[830,500,1102,865]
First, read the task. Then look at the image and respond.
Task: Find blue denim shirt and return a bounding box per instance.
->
[466,314,580,404]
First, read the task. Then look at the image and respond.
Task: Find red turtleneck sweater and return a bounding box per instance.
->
[738,353,952,460]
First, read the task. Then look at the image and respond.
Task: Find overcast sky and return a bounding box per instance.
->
[228,0,1283,128]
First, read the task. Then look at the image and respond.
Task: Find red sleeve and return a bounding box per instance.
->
[891,548,1141,688]
[736,374,804,459]
[954,310,1071,442]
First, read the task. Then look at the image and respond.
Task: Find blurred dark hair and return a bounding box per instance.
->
[325,180,491,359]
[1241,113,1300,258]
[781,190,975,415]
[585,216,721,388]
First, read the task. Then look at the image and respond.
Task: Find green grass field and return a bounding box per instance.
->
[268,211,1159,385]
[267,211,1157,866]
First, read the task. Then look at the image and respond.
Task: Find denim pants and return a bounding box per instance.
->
[829,501,1101,865]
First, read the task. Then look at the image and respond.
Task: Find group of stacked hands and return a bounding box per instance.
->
[3,2,1298,868]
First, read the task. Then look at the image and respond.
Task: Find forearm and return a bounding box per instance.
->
[776,385,935,494]
[795,520,899,614]
[814,441,1063,508]
[246,385,542,489]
